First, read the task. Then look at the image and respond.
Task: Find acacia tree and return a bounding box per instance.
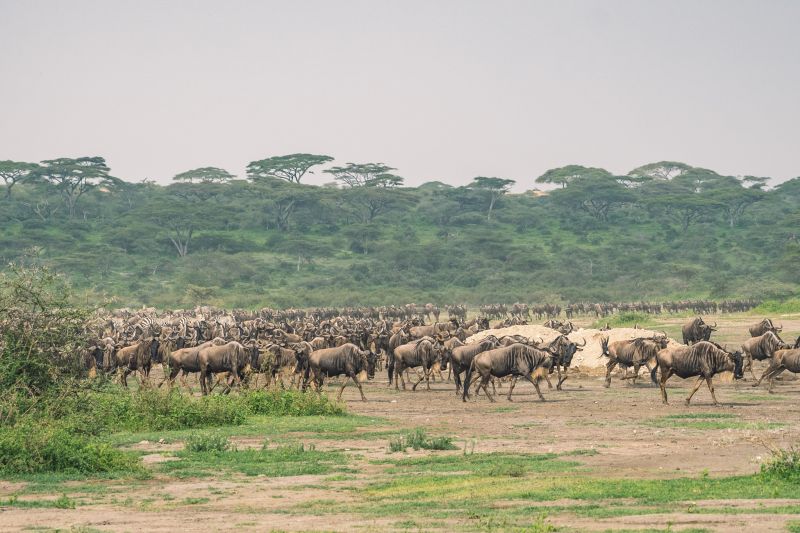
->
[324,163,402,188]
[34,157,116,218]
[0,160,39,199]
[704,175,765,227]
[246,154,333,184]
[627,161,693,181]
[469,176,515,221]
[172,167,235,183]
[551,174,635,222]
[535,165,610,189]
[248,178,318,231]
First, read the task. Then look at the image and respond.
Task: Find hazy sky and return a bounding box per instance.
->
[1,0,798,189]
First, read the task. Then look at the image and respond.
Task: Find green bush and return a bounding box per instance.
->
[591,312,652,329]
[0,421,142,476]
[58,386,247,435]
[238,389,346,416]
[388,428,457,453]
[760,447,800,481]
[185,432,231,452]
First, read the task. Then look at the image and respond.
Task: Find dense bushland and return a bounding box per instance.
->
[1,158,798,307]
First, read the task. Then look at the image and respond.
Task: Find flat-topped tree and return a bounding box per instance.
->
[34,157,117,218]
[469,176,515,221]
[535,165,611,189]
[247,154,333,184]
[172,167,235,184]
[0,160,39,199]
[627,161,693,181]
[324,163,403,188]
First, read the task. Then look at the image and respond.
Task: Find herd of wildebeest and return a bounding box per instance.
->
[75,299,800,406]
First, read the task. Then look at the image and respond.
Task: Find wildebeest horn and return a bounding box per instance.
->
[577,337,586,347]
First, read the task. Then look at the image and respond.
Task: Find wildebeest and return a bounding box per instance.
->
[114,337,161,387]
[546,335,585,390]
[600,335,667,387]
[393,336,444,391]
[753,347,800,393]
[159,337,226,389]
[741,331,790,380]
[448,336,500,395]
[682,317,716,345]
[197,341,250,395]
[264,343,302,389]
[462,343,553,402]
[386,327,410,385]
[748,318,782,338]
[297,343,376,401]
[652,341,743,405]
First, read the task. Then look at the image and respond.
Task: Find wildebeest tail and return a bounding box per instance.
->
[650,364,659,384]
[462,358,476,402]
[387,352,395,384]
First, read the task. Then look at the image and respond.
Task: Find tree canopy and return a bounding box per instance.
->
[247,154,333,184]
[173,167,235,183]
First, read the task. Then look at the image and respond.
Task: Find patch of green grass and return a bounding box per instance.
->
[110,414,382,447]
[1,493,76,509]
[184,432,231,452]
[158,442,347,478]
[0,421,144,477]
[348,451,800,522]
[787,520,800,533]
[591,312,655,329]
[388,429,458,453]
[562,449,599,457]
[491,406,519,413]
[647,413,784,430]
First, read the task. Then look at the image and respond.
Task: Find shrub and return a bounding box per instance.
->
[0,421,142,476]
[760,446,800,481]
[184,432,231,453]
[388,429,457,453]
[238,389,346,417]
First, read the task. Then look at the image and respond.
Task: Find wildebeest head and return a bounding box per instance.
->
[149,338,162,363]
[364,350,377,379]
[729,349,744,379]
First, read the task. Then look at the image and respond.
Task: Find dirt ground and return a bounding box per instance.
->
[1,313,799,532]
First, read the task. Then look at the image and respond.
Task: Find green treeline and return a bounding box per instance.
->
[0,157,798,308]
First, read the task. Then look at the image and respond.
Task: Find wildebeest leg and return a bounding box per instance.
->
[453,366,463,395]
[604,361,617,388]
[479,376,495,402]
[631,364,640,385]
[506,377,517,401]
[336,378,349,400]
[659,368,673,404]
[557,369,568,390]
[523,374,545,401]
[411,367,428,391]
[354,375,367,401]
[199,369,208,395]
[753,362,778,388]
[120,368,131,388]
[685,376,705,405]
[744,354,756,381]
[767,368,785,393]
[705,377,719,405]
